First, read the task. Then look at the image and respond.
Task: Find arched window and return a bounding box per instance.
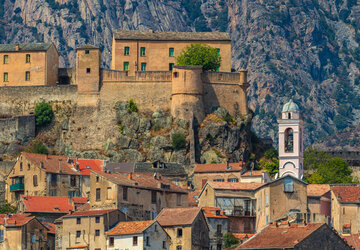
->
[284,128,294,153]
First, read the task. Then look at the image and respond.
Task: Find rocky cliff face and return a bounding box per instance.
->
[1,0,360,145]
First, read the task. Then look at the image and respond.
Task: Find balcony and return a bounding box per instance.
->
[10,183,24,192]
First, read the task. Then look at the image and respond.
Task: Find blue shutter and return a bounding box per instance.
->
[0,229,4,242]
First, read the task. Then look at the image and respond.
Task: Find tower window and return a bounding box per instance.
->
[85,50,90,54]
[284,128,294,153]
[26,54,30,63]
[288,113,291,119]
[86,68,91,73]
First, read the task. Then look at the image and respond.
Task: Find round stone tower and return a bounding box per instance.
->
[171,66,205,122]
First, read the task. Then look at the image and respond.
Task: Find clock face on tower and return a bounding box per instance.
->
[282,162,296,169]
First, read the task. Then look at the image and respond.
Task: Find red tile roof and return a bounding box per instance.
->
[43,222,56,234]
[241,170,266,177]
[194,162,244,173]
[93,171,187,193]
[63,209,117,218]
[157,207,201,227]
[21,196,73,213]
[72,197,88,204]
[106,220,154,236]
[208,181,265,190]
[21,152,104,176]
[0,214,34,227]
[332,186,360,203]
[188,190,200,207]
[237,223,325,249]
[233,233,254,242]
[202,207,227,219]
[76,203,90,212]
[307,184,330,197]
[343,234,360,250]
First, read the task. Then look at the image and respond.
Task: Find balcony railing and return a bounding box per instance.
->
[10,183,24,192]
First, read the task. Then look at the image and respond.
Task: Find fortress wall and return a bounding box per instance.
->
[0,115,35,142]
[0,85,77,115]
[102,69,172,82]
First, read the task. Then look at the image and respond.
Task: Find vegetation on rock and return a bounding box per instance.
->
[176,43,221,71]
[171,132,187,150]
[224,233,240,248]
[259,147,279,177]
[0,200,17,214]
[26,140,49,155]
[34,102,53,127]
[127,99,138,113]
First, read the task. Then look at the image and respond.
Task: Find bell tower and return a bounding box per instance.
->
[278,99,304,179]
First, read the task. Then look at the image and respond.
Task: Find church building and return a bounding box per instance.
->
[278,99,304,179]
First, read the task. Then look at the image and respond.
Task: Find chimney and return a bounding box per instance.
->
[128,172,132,180]
[226,160,231,170]
[15,44,20,51]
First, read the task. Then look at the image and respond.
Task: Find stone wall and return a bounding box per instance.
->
[0,115,35,142]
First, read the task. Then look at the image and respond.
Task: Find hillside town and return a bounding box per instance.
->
[0,29,359,250]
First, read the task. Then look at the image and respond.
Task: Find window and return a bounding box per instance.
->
[86,68,91,73]
[25,71,30,81]
[96,188,101,201]
[0,229,4,242]
[3,72,8,82]
[146,236,150,246]
[214,179,224,182]
[169,63,175,71]
[27,164,30,170]
[20,162,23,171]
[133,236,138,246]
[216,65,220,72]
[95,216,100,223]
[124,46,130,56]
[3,55,8,64]
[76,231,81,238]
[85,50,89,54]
[151,191,157,204]
[96,176,99,182]
[258,196,261,211]
[284,128,294,153]
[266,193,269,207]
[123,62,129,71]
[70,176,76,186]
[177,193,182,206]
[169,48,174,57]
[163,241,166,249]
[217,48,220,56]
[26,54,30,63]
[140,47,146,56]
[217,224,222,234]
[228,178,239,182]
[68,191,75,197]
[95,229,100,236]
[141,62,147,71]
[50,189,56,196]
[76,218,81,224]
[177,228,182,237]
[176,246,182,250]
[284,178,294,192]
[106,187,112,200]
[155,225,158,232]
[266,215,269,225]
[123,187,128,201]
[109,237,114,247]
[33,175,38,187]
[51,174,57,185]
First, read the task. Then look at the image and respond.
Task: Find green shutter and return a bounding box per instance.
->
[4,55,8,64]
[25,72,30,81]
[217,48,220,56]
[141,63,147,71]
[169,48,174,57]
[26,54,30,63]
[123,62,129,71]
[4,73,8,82]
[140,47,146,56]
[124,47,130,56]
[169,63,174,71]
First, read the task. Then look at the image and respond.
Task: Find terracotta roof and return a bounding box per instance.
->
[343,234,360,250]
[307,184,330,197]
[106,220,154,236]
[202,207,227,219]
[92,171,187,193]
[194,162,244,173]
[72,197,88,204]
[241,170,266,177]
[76,203,90,212]
[63,209,117,218]
[157,207,201,227]
[237,223,325,249]
[0,214,34,227]
[0,42,52,52]
[113,30,231,41]
[188,190,200,207]
[233,233,254,242]
[332,186,360,203]
[208,181,265,190]
[43,222,56,234]
[21,196,73,214]
[20,152,104,176]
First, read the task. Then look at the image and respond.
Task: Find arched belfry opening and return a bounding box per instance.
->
[288,113,291,119]
[284,128,294,153]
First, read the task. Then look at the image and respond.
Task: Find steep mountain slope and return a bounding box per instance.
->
[1,0,360,146]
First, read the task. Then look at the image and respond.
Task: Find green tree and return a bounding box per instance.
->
[172,133,187,150]
[259,147,279,177]
[26,140,49,155]
[0,200,17,213]
[224,233,240,248]
[34,102,54,127]
[127,99,138,113]
[176,43,221,71]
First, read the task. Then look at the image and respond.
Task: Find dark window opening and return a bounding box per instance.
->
[96,188,101,201]
[85,50,90,54]
[86,68,91,73]
[177,228,182,237]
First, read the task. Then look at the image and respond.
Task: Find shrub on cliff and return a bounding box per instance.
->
[34,102,53,127]
[176,43,221,71]
[224,233,239,248]
[25,140,49,155]
[127,99,138,113]
[172,132,187,150]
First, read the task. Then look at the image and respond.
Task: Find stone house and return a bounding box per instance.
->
[5,152,104,204]
[307,184,331,222]
[237,222,351,249]
[198,181,264,233]
[55,209,126,250]
[111,30,231,74]
[106,220,170,250]
[89,171,188,220]
[202,207,228,250]
[254,175,308,232]
[240,170,271,183]
[331,185,360,234]
[0,42,59,86]
[18,195,73,223]
[193,162,245,190]
[156,207,209,250]
[0,213,48,250]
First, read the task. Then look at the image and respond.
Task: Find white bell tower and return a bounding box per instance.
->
[278,99,304,179]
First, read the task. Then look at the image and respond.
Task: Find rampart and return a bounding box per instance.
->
[0,115,35,142]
